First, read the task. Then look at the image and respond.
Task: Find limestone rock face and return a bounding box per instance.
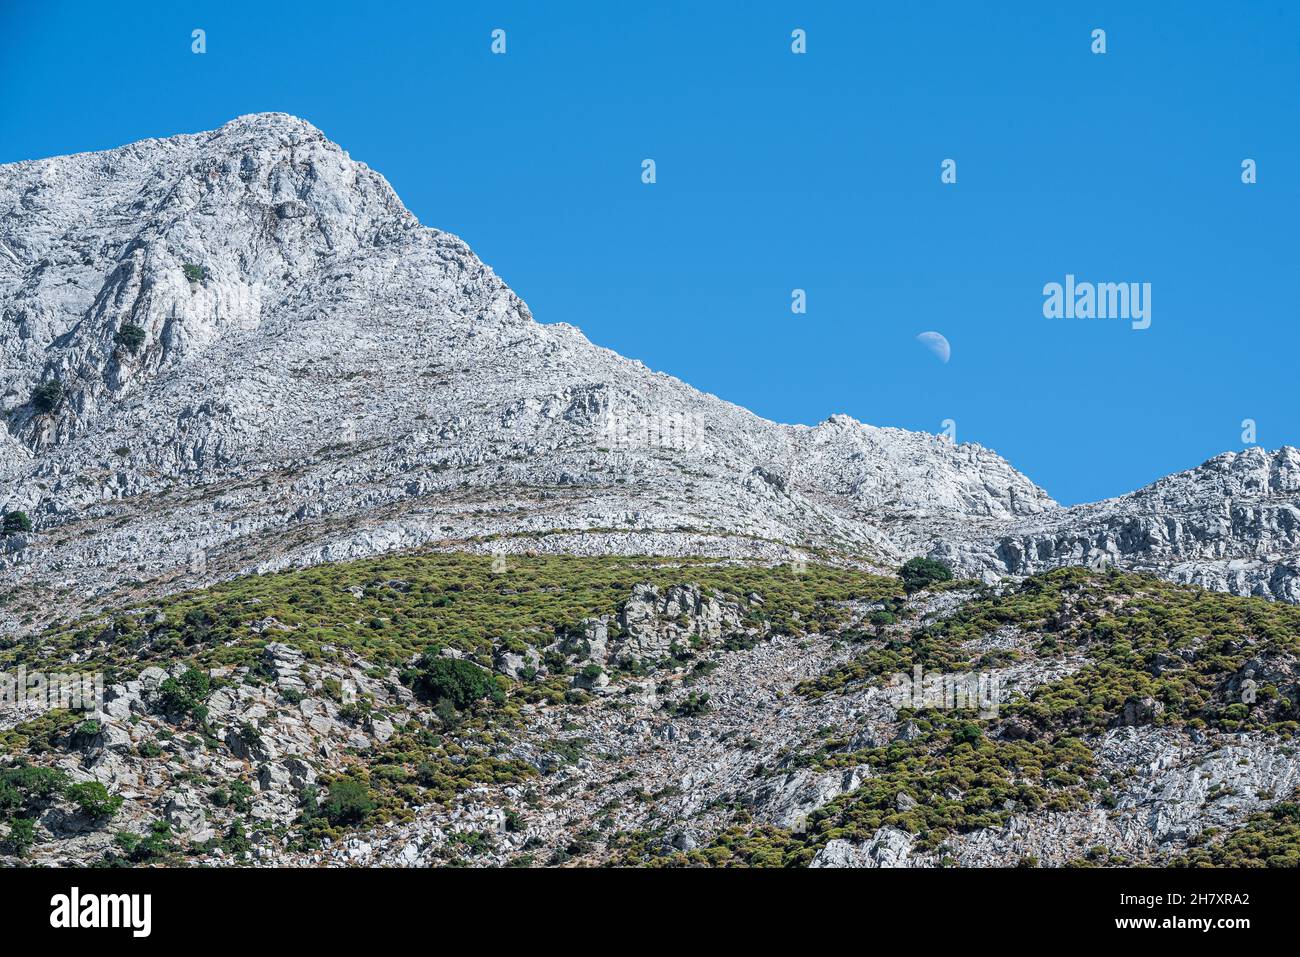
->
[614,584,746,663]
[811,828,916,869]
[748,765,869,830]
[960,446,1300,602]
[1,113,1298,634]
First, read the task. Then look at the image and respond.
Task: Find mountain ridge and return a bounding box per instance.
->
[2,113,1298,632]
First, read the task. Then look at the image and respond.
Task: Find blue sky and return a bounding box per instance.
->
[2,1,1296,505]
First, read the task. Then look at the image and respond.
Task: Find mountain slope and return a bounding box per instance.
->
[4,558,1298,868]
[1,113,1298,631]
[3,117,1300,871]
[0,114,1046,621]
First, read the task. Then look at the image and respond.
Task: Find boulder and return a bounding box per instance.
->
[100,682,143,721]
[367,716,395,743]
[138,666,169,693]
[1113,696,1164,728]
[493,645,541,679]
[612,583,744,664]
[810,827,915,869]
[164,789,207,838]
[264,642,307,692]
[749,765,869,830]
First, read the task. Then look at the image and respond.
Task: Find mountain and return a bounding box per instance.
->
[1,113,1297,636]
[3,117,1299,871]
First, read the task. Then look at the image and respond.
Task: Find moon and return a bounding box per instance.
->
[916,331,951,364]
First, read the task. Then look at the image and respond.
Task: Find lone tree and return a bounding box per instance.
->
[406,652,504,711]
[320,776,375,827]
[31,379,64,413]
[899,556,953,594]
[2,511,32,535]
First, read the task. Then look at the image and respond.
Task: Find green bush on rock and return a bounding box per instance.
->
[899,557,953,594]
[1,511,32,535]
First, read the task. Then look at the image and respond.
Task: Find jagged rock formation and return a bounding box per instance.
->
[1,112,1298,639]
[976,447,1300,602]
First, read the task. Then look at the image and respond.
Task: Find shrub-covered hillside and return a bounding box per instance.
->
[629,567,1300,868]
[4,558,1299,868]
[0,553,898,866]
[2,553,898,679]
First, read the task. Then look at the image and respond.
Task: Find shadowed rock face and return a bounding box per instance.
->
[1,114,1297,631]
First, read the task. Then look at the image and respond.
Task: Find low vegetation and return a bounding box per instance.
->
[30,379,64,413]
[0,764,122,857]
[642,566,1300,867]
[899,556,953,594]
[7,554,1295,867]
[1,553,897,680]
[0,553,897,860]
[1,511,32,535]
[1172,793,1300,868]
[114,323,147,353]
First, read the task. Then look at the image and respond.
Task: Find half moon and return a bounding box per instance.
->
[916,331,951,364]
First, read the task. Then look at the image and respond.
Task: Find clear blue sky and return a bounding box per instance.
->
[2,1,1296,505]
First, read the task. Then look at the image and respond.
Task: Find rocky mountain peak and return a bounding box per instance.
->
[0,112,430,449]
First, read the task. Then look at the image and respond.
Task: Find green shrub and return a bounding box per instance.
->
[221,818,252,857]
[951,722,983,746]
[229,780,253,814]
[110,820,175,864]
[2,817,35,856]
[0,764,72,857]
[899,557,954,594]
[674,692,711,717]
[182,262,207,283]
[158,668,211,721]
[0,764,68,808]
[407,654,503,711]
[114,323,147,353]
[1,511,32,535]
[321,776,375,826]
[70,719,102,747]
[65,781,123,820]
